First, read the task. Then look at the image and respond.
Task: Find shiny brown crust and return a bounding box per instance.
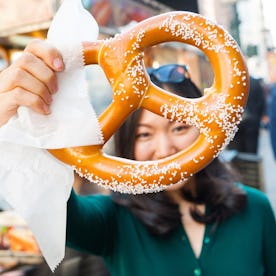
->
[48,11,249,194]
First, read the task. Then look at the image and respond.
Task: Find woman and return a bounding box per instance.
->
[0,41,275,276]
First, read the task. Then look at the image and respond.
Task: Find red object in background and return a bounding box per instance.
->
[88,0,160,28]
[90,0,112,26]
[122,6,151,23]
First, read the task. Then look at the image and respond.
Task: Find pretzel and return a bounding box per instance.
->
[48,11,249,194]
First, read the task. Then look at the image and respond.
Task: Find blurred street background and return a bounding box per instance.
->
[260,129,276,211]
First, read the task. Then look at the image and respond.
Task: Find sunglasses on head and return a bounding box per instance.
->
[147,64,190,83]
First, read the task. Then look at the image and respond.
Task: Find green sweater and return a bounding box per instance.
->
[66,185,276,276]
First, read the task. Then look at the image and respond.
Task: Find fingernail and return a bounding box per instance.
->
[53,58,63,71]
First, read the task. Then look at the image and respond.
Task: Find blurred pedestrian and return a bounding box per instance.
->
[228,76,267,154]
[268,82,276,160]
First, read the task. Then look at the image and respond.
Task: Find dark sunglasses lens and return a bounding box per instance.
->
[155,65,186,83]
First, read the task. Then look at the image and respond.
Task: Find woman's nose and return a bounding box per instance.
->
[154,135,177,160]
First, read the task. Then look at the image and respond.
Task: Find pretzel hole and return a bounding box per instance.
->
[85,64,113,115]
[141,43,215,146]
[145,42,214,92]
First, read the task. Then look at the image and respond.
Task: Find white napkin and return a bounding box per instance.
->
[0,0,103,271]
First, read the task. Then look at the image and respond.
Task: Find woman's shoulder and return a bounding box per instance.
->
[69,191,132,216]
[69,190,115,211]
[85,193,113,203]
[240,184,268,201]
[238,184,274,215]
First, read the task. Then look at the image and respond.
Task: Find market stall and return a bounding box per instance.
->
[0,211,42,273]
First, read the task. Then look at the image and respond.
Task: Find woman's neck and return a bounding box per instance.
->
[166,177,205,217]
[167,177,196,203]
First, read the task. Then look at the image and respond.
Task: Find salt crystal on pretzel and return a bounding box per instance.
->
[48,11,249,194]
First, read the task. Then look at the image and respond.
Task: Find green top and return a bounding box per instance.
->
[66,185,276,276]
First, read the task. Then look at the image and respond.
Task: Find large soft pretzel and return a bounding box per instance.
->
[48,11,249,194]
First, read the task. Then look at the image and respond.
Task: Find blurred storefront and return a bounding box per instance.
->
[83,0,170,30]
[82,0,199,30]
[266,52,276,83]
[0,0,61,68]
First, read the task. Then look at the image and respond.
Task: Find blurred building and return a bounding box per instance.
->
[198,0,276,82]
[236,0,270,79]
[198,0,235,33]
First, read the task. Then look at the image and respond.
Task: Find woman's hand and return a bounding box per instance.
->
[0,39,64,127]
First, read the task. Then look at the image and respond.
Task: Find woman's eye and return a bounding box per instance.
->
[173,124,190,133]
[135,132,151,140]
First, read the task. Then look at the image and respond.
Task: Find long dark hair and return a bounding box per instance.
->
[112,66,247,236]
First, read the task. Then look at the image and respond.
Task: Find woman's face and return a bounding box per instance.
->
[133,109,200,161]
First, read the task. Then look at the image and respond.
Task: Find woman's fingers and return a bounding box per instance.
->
[11,87,51,115]
[15,51,58,95]
[0,39,64,127]
[0,39,64,95]
[0,87,50,126]
[1,65,53,105]
[24,39,64,72]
